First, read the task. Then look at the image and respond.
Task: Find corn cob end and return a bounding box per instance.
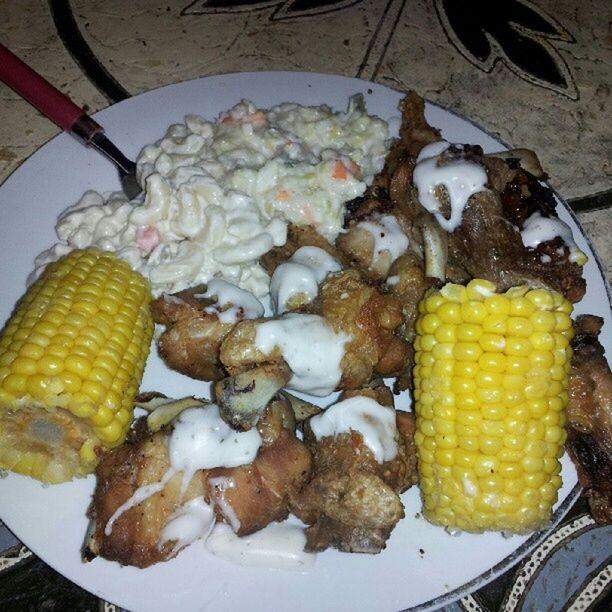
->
[0,249,153,483]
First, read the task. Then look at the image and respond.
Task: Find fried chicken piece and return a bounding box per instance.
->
[84,419,204,568]
[343,188,394,226]
[85,401,312,567]
[290,386,418,553]
[151,286,235,381]
[320,270,409,384]
[219,270,410,389]
[336,212,412,281]
[338,191,410,282]
[566,315,612,523]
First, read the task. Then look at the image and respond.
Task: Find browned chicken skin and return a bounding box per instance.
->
[85,402,311,567]
[290,385,418,553]
[219,270,410,389]
[151,286,236,381]
[566,315,612,523]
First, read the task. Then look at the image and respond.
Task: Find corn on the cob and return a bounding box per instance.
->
[0,249,153,483]
[413,279,573,534]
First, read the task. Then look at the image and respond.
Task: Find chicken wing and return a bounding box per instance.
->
[151,286,236,381]
[84,399,311,567]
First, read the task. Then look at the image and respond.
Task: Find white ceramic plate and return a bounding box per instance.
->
[0,72,609,612]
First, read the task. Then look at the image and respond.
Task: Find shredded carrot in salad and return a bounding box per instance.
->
[332,160,360,180]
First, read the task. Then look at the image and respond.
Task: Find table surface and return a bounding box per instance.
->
[0,1,610,611]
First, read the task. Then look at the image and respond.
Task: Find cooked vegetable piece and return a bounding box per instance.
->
[145,396,207,432]
[0,249,153,483]
[280,391,322,422]
[413,279,573,533]
[215,364,292,431]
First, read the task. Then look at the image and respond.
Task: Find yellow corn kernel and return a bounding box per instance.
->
[413,280,573,534]
[466,279,496,300]
[440,283,468,303]
[461,301,488,323]
[0,249,153,483]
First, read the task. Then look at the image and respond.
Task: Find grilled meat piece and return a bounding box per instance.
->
[566,315,612,523]
[443,159,586,302]
[374,90,586,304]
[290,387,418,553]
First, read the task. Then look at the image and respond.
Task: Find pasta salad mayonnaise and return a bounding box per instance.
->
[35,96,388,296]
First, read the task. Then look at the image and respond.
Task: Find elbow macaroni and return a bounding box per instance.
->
[35,97,389,296]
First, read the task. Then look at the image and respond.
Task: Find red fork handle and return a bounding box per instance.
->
[0,42,102,140]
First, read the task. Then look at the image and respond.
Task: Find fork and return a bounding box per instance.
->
[0,43,141,200]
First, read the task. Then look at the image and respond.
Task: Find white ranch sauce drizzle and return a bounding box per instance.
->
[104,405,261,536]
[413,140,488,232]
[158,497,216,554]
[169,406,262,494]
[208,476,241,532]
[309,395,398,462]
[270,246,341,314]
[520,211,583,263]
[254,313,350,396]
[104,468,175,536]
[205,522,316,571]
[199,278,265,324]
[357,214,409,264]
[291,246,342,283]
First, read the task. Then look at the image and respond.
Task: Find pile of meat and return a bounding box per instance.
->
[83,91,611,569]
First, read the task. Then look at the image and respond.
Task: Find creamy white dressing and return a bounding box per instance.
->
[254,313,350,396]
[290,246,342,283]
[357,214,409,264]
[413,141,488,232]
[158,497,216,554]
[105,468,175,536]
[270,263,319,314]
[520,211,585,263]
[205,522,315,571]
[386,275,400,286]
[309,395,398,462]
[199,278,264,324]
[208,476,241,532]
[169,406,262,494]
[270,246,341,313]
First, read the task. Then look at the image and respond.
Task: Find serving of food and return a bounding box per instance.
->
[0,72,609,612]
